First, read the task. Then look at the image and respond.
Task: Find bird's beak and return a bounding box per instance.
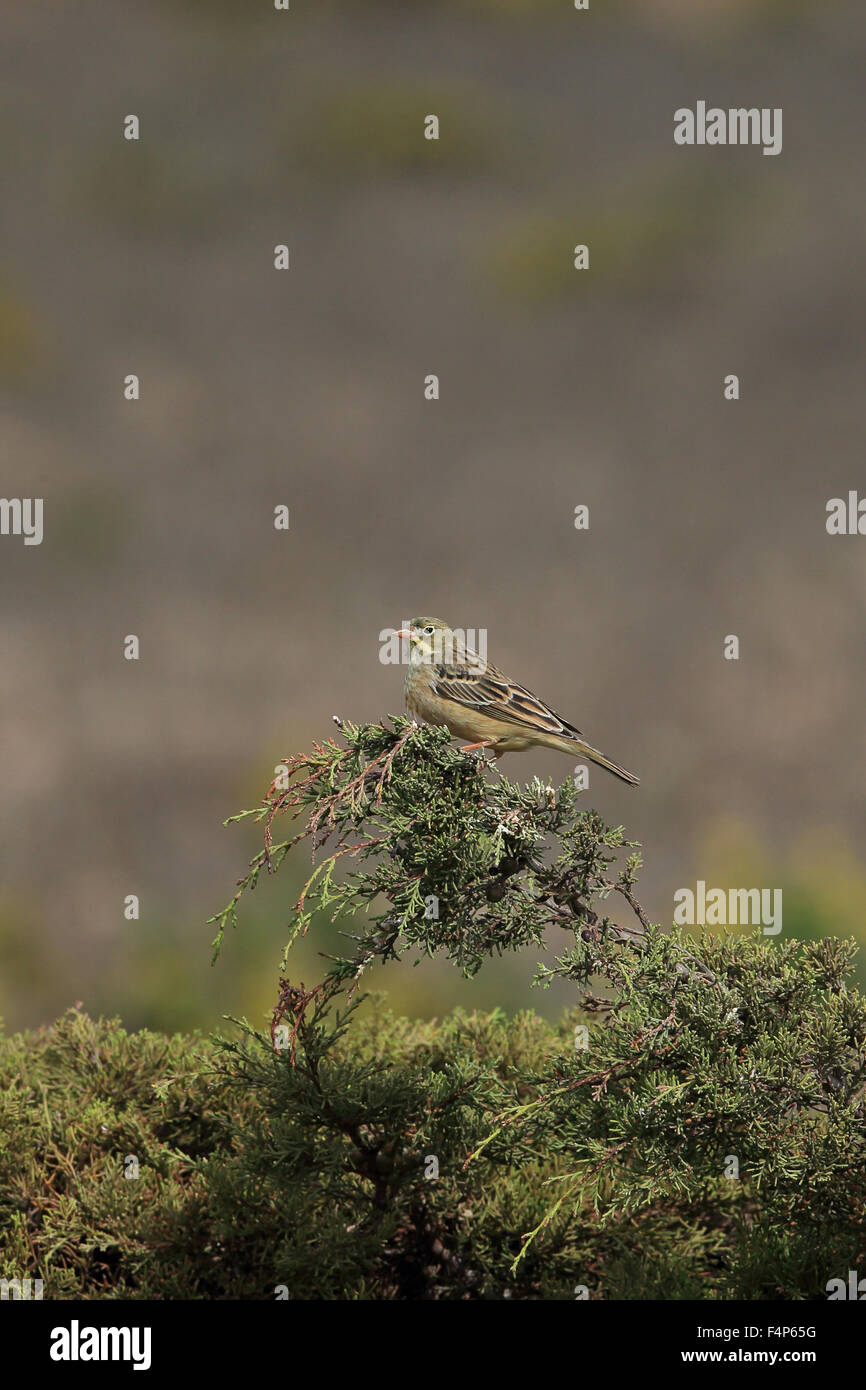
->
[396,629,411,640]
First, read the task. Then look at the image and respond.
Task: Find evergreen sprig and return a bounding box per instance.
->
[203,717,866,1288]
[210,714,643,985]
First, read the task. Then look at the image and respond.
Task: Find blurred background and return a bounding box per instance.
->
[1,0,865,1035]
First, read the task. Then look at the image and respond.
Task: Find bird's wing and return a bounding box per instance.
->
[432,660,582,740]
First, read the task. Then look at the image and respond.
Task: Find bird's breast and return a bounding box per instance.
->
[405,664,448,727]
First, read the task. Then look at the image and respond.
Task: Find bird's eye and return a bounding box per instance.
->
[424,625,434,635]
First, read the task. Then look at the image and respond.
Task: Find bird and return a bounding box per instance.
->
[396,617,639,786]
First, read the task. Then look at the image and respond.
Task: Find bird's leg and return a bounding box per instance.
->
[459,739,499,754]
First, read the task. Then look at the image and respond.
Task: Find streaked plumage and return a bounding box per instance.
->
[397,617,639,786]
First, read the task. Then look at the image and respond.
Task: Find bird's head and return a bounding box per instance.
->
[397,617,456,664]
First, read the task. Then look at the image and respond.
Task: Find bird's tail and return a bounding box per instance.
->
[558,736,640,786]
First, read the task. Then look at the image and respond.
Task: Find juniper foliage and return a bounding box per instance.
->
[206,718,866,1295]
[3,719,864,1299]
